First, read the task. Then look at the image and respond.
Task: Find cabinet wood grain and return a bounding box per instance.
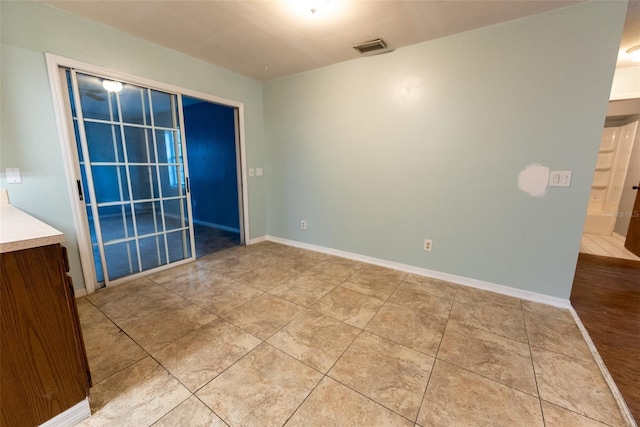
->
[1,244,89,427]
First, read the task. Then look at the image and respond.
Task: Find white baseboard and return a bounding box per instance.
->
[193,218,240,234]
[570,308,637,427]
[248,235,268,245]
[265,235,571,308]
[74,288,87,298]
[39,398,90,427]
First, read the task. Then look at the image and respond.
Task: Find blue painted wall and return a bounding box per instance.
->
[183,100,240,231]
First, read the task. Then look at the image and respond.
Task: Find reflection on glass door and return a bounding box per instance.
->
[65,70,194,286]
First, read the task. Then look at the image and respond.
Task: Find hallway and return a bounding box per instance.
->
[571,253,640,423]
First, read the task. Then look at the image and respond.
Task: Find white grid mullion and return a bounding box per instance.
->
[83,116,177,132]
[107,90,134,276]
[147,89,171,264]
[177,94,197,260]
[95,195,185,207]
[88,161,182,166]
[70,70,111,286]
[141,88,163,267]
[173,95,189,259]
[115,88,142,275]
[102,226,191,246]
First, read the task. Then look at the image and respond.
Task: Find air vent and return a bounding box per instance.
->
[353,39,387,54]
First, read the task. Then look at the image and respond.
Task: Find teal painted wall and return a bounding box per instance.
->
[263,2,626,299]
[0,1,266,292]
[0,1,627,299]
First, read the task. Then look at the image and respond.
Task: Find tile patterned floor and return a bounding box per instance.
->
[76,242,629,427]
[580,233,640,261]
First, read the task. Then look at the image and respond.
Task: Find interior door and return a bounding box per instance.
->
[65,70,195,287]
[625,182,640,256]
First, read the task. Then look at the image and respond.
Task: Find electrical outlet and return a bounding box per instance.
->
[301,220,307,230]
[424,239,433,252]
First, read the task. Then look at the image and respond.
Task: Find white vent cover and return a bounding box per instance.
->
[353,39,387,54]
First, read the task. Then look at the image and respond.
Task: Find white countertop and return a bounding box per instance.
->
[0,204,64,253]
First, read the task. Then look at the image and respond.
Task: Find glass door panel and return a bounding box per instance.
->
[66,70,194,286]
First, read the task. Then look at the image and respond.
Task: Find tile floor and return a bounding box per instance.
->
[76,242,629,427]
[580,233,640,261]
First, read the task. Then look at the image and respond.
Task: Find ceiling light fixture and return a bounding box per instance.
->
[309,0,328,15]
[627,45,640,62]
[102,80,123,93]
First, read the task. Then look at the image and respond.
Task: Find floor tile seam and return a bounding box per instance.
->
[322,371,421,424]
[528,343,602,368]
[114,293,212,328]
[333,284,387,303]
[359,276,410,332]
[146,315,229,356]
[434,319,540,399]
[122,316,219,356]
[189,339,272,396]
[149,393,195,426]
[434,358,542,401]
[539,399,621,427]
[521,309,577,326]
[208,288,269,318]
[283,306,366,335]
[395,277,459,303]
[281,372,326,425]
[360,328,439,360]
[300,271,354,288]
[88,351,148,389]
[417,283,459,413]
[451,296,525,314]
[522,310,546,423]
[184,284,266,309]
[440,315,535,354]
[431,352,540,398]
[445,317,529,345]
[523,318,594,353]
[246,300,309,342]
[305,303,369,331]
[189,394,232,427]
[262,281,341,306]
[147,347,223,395]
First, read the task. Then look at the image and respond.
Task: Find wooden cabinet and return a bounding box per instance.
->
[1,243,91,426]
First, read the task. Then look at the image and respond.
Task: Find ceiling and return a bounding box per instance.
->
[43,0,640,82]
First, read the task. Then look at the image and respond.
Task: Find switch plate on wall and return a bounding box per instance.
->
[549,171,572,187]
[5,168,22,184]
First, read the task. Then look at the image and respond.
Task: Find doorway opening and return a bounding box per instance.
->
[182,97,243,257]
[579,98,640,260]
[47,54,249,293]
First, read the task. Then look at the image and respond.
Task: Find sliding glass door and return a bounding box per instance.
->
[65,70,194,286]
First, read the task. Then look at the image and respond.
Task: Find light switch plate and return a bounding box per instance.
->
[549,171,572,187]
[5,168,22,184]
[256,168,263,177]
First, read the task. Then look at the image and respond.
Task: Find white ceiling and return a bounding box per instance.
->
[44,0,640,82]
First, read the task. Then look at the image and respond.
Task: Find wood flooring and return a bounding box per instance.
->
[571,253,640,423]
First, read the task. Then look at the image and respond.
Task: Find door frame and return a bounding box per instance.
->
[45,53,250,294]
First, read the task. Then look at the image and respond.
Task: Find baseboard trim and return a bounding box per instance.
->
[570,308,637,427]
[74,288,87,298]
[192,219,240,234]
[248,235,268,245]
[265,235,571,308]
[39,398,90,427]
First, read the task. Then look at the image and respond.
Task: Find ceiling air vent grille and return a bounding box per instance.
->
[353,39,387,54]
